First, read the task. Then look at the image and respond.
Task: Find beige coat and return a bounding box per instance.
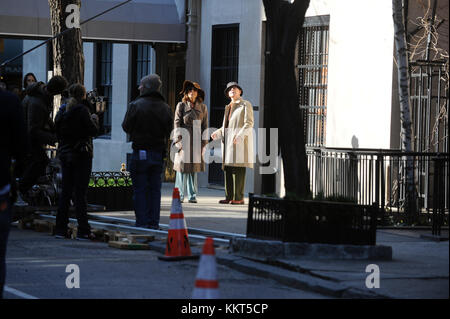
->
[173,101,208,173]
[212,99,254,169]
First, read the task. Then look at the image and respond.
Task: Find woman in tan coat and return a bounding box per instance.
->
[173,81,208,203]
[211,82,254,205]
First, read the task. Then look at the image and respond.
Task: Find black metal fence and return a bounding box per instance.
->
[306,147,449,226]
[87,172,133,211]
[247,194,377,245]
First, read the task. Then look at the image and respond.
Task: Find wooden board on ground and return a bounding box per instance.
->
[33,219,55,233]
[126,234,155,243]
[108,240,150,250]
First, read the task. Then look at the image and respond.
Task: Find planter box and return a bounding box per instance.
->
[247,194,378,245]
[87,172,133,211]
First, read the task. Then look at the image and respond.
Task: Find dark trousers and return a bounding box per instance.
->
[224,166,246,201]
[0,192,11,299]
[19,146,49,193]
[129,149,163,228]
[55,152,92,236]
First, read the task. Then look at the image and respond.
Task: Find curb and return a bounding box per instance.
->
[230,237,393,261]
[216,254,392,299]
[147,240,393,299]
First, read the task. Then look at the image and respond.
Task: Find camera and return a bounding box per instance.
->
[87,89,107,115]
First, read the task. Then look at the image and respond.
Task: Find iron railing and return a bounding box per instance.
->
[247,193,377,245]
[87,171,133,211]
[89,171,132,187]
[306,147,449,226]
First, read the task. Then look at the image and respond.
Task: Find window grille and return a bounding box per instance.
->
[96,42,113,137]
[298,16,330,147]
[131,43,154,100]
[209,24,239,185]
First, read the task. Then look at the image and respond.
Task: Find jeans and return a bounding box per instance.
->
[129,149,163,228]
[175,172,198,201]
[0,191,11,299]
[55,152,92,236]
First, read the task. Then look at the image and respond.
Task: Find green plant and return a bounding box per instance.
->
[88,178,132,187]
[313,191,357,204]
[284,191,313,201]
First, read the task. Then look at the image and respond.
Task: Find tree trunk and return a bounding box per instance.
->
[392,0,417,223]
[48,0,85,85]
[263,0,311,199]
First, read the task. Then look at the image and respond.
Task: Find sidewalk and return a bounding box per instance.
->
[109,183,450,299]
[222,229,449,299]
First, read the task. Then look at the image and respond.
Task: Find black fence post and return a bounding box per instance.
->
[375,153,381,209]
[420,155,449,241]
[247,193,254,236]
[432,157,444,237]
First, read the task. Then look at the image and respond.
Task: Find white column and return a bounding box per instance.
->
[111,43,129,143]
[239,0,264,195]
[83,42,94,91]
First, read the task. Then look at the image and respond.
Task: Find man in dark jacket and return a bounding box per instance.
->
[122,74,173,229]
[0,90,27,298]
[19,76,68,200]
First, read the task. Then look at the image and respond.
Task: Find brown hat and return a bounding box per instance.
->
[224,81,243,98]
[180,80,205,102]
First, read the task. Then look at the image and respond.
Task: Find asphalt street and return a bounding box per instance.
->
[3,226,328,299]
[3,184,448,301]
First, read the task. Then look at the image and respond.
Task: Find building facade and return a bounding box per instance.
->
[2,0,448,199]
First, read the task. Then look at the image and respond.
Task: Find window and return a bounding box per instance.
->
[130,43,154,101]
[209,24,240,185]
[96,42,113,137]
[0,38,23,91]
[298,15,330,147]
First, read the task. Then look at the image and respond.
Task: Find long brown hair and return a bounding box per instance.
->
[180,81,205,104]
[182,90,203,104]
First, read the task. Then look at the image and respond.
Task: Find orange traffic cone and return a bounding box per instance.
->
[192,237,219,299]
[158,188,199,261]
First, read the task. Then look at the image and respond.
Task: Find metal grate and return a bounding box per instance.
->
[298,16,329,147]
[410,60,448,154]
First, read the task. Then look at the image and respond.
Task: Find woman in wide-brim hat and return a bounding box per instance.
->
[172,80,208,203]
[211,81,254,205]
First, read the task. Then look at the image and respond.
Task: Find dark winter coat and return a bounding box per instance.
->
[0,90,27,188]
[122,91,173,155]
[21,82,56,149]
[55,98,99,159]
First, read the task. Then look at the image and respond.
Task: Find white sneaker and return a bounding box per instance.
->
[15,193,29,206]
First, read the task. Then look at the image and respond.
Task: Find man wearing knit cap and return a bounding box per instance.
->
[122,74,173,230]
[19,75,68,201]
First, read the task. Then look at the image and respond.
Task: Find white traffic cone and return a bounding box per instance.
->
[192,237,219,299]
[158,188,198,261]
